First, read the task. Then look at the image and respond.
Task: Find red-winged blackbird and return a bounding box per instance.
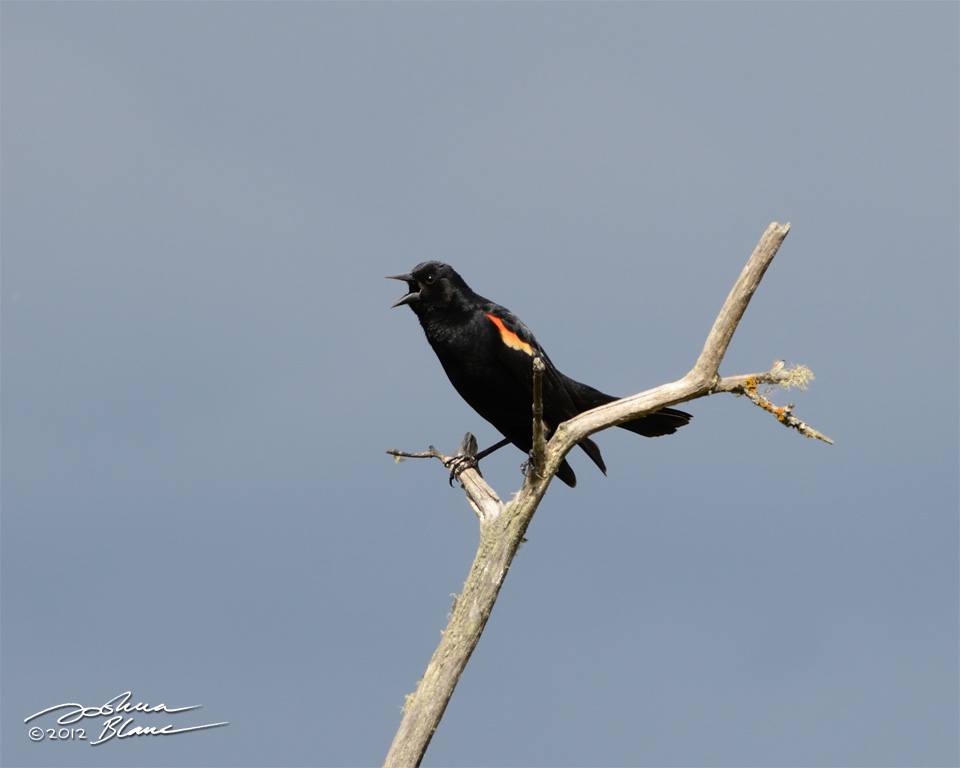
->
[389,261,691,487]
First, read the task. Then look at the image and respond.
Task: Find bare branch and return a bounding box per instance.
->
[719,363,834,444]
[546,222,793,472]
[386,440,503,522]
[383,475,519,768]
[384,222,828,767]
[387,447,447,461]
[690,221,791,386]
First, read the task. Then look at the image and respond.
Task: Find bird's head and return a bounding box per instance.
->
[387,261,471,314]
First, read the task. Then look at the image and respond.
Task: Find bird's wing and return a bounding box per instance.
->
[481,306,607,474]
[480,306,580,422]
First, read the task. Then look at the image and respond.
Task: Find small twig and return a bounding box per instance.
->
[386,433,478,471]
[719,362,834,444]
[713,360,811,392]
[531,356,546,479]
[387,447,447,461]
[386,439,503,522]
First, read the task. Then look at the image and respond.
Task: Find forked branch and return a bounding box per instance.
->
[384,222,829,768]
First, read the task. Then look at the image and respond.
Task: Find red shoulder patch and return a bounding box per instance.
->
[485,313,534,355]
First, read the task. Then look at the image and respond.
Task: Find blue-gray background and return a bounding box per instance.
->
[2,3,957,767]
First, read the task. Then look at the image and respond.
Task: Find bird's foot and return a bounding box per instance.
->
[444,433,482,487]
[444,454,482,486]
[520,452,544,482]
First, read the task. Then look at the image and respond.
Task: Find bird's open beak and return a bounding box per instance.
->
[387,272,420,308]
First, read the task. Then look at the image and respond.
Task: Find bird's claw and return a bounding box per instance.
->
[444,432,482,487]
[444,454,481,487]
[520,453,544,482]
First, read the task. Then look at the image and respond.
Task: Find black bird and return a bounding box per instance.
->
[389,261,691,487]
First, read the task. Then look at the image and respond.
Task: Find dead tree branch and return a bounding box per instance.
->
[384,221,827,767]
[716,362,834,444]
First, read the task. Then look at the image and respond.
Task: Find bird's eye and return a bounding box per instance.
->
[423,273,436,284]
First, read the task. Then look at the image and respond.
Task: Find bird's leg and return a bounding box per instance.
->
[473,436,512,462]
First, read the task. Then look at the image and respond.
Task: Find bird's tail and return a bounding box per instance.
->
[548,437,607,488]
[556,459,578,487]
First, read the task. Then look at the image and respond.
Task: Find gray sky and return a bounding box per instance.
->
[2,3,957,767]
